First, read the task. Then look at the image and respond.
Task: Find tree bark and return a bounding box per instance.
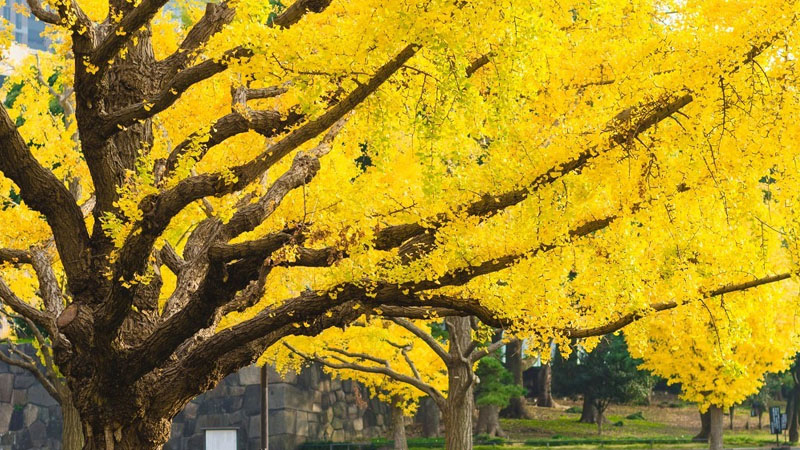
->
[476,404,505,437]
[709,405,724,450]
[443,399,473,450]
[537,363,554,408]
[579,395,598,423]
[391,403,408,450]
[728,406,734,430]
[790,362,800,443]
[419,397,440,438]
[61,396,84,450]
[503,339,530,418]
[694,410,711,441]
[443,317,475,450]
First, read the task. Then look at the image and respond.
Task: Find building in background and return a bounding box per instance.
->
[0,0,49,77]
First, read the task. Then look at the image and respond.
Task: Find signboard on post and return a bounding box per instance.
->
[770,406,782,435]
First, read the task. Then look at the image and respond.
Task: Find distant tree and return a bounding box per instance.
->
[553,335,653,434]
[475,356,525,437]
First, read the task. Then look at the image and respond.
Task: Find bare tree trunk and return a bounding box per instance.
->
[443,399,473,450]
[476,404,505,437]
[579,395,598,423]
[503,339,530,417]
[537,363,554,408]
[419,397,440,438]
[728,406,734,430]
[790,362,800,443]
[391,402,408,450]
[709,405,724,450]
[443,317,474,450]
[61,396,84,450]
[694,410,711,441]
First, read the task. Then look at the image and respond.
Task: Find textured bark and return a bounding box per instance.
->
[537,363,554,408]
[709,405,724,450]
[62,397,84,450]
[694,410,711,441]
[443,317,475,450]
[476,404,505,437]
[391,403,408,450]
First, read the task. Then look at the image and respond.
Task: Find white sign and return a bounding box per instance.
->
[205,429,237,450]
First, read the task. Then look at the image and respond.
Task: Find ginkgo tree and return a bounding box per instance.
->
[271,315,506,449]
[625,283,800,450]
[1,0,800,449]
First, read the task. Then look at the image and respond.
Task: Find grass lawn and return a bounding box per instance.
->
[494,394,785,449]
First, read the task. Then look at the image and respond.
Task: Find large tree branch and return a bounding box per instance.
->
[25,0,61,24]
[565,272,793,338]
[91,0,170,69]
[0,248,32,265]
[101,47,254,135]
[29,250,64,316]
[0,106,90,288]
[283,341,445,404]
[388,318,450,363]
[0,277,58,336]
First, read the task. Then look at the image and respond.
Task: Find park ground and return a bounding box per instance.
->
[400,394,789,450]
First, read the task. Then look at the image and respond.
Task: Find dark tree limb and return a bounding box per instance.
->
[0,105,90,287]
[389,318,450,362]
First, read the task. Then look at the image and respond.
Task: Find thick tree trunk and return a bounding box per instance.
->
[476,404,505,437]
[694,410,711,441]
[443,399,473,450]
[419,397,440,437]
[391,403,408,450]
[537,363,554,408]
[62,397,84,450]
[443,317,475,450]
[78,416,171,450]
[709,405,724,450]
[579,395,598,423]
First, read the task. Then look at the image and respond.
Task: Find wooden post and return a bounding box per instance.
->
[261,365,269,450]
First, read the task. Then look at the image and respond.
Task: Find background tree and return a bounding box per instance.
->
[553,335,652,434]
[625,286,800,450]
[475,355,525,437]
[278,316,506,450]
[0,0,798,449]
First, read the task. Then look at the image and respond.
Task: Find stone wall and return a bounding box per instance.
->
[0,344,392,450]
[167,364,392,450]
[0,345,62,450]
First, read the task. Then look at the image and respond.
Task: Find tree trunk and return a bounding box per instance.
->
[728,406,734,430]
[419,397,440,438]
[790,386,800,443]
[443,317,475,450]
[537,363,554,408]
[61,396,84,450]
[694,410,711,441]
[476,404,505,437]
[503,339,531,418]
[391,403,408,450]
[579,395,597,423]
[709,405,724,450]
[443,399,473,450]
[78,416,171,450]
